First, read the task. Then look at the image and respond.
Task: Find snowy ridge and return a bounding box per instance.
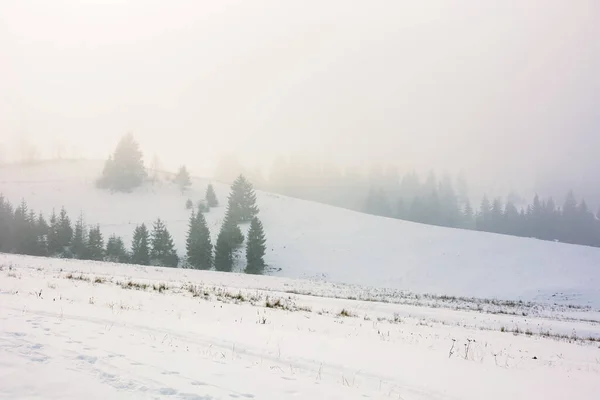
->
[1,160,600,306]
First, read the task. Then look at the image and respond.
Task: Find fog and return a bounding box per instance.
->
[1,0,599,198]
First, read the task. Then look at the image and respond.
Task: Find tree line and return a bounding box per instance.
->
[364,173,600,248]
[0,175,267,273]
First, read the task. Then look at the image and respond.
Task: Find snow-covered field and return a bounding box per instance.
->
[1,254,600,399]
[1,160,600,307]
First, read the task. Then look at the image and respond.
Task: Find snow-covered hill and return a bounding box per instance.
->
[1,160,599,306]
[1,256,600,400]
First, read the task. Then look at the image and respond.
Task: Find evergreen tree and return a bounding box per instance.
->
[206,184,219,207]
[71,213,88,259]
[503,201,520,235]
[476,195,491,231]
[490,197,504,233]
[561,190,578,243]
[0,196,14,252]
[35,213,49,256]
[86,225,105,261]
[245,217,267,275]
[214,206,244,272]
[227,175,259,222]
[174,165,192,193]
[214,224,234,272]
[106,234,130,263]
[185,211,213,269]
[13,200,36,255]
[97,133,147,192]
[47,209,62,255]
[462,200,475,229]
[57,207,73,251]
[438,174,460,227]
[150,218,179,267]
[131,223,150,265]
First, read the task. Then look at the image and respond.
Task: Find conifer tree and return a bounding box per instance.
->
[131,223,150,265]
[245,217,267,275]
[57,207,73,250]
[476,195,491,231]
[503,201,520,235]
[490,198,504,233]
[206,184,219,207]
[213,206,244,272]
[71,213,87,259]
[86,225,105,261]
[0,196,14,252]
[150,218,179,267]
[228,175,259,223]
[462,200,475,229]
[174,165,192,193]
[13,200,36,254]
[214,225,234,272]
[97,133,147,192]
[47,209,62,255]
[106,234,130,263]
[35,213,49,256]
[185,211,213,269]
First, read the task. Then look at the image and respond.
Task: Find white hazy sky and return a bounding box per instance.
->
[1,0,599,191]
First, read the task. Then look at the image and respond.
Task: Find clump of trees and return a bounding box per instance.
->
[97,133,147,192]
[174,165,192,193]
[0,196,180,268]
[213,175,265,272]
[1,176,270,273]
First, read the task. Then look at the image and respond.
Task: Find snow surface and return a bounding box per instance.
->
[2,255,600,400]
[1,160,600,307]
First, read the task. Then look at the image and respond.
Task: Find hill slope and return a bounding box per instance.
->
[1,160,599,306]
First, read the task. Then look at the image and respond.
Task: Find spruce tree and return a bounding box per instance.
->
[47,209,62,255]
[185,211,213,270]
[57,207,73,251]
[462,200,475,229]
[35,212,49,256]
[174,165,192,193]
[86,225,105,261]
[214,207,243,272]
[71,213,88,259]
[106,234,130,263]
[131,224,150,265]
[228,175,259,223]
[206,184,219,207]
[214,225,234,272]
[503,201,520,235]
[0,196,14,252]
[13,200,36,255]
[150,218,179,267]
[245,217,267,275]
[97,133,147,192]
[490,198,504,233]
[476,195,491,231]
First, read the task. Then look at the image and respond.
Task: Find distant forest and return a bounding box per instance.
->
[216,158,600,249]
